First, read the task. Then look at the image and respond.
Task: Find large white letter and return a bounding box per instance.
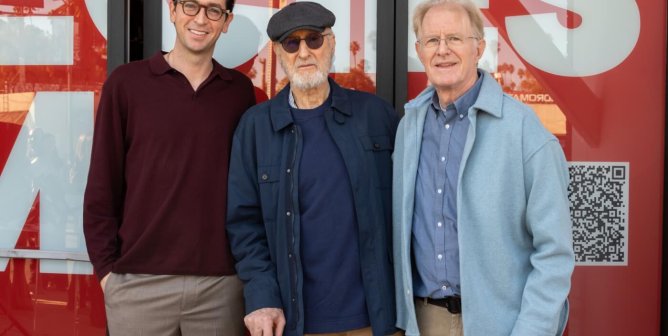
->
[0,92,94,274]
[0,16,74,65]
[506,0,640,76]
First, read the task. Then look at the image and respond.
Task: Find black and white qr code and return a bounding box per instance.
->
[568,162,629,265]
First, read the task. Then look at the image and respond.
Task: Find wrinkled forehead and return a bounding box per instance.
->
[420,4,472,35]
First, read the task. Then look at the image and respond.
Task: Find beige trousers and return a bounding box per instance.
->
[104,273,245,336]
[414,297,463,336]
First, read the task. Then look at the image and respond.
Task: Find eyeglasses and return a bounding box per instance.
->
[416,35,479,49]
[280,32,332,54]
[177,0,230,21]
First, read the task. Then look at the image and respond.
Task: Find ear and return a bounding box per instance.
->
[475,38,486,61]
[221,13,234,33]
[169,1,176,23]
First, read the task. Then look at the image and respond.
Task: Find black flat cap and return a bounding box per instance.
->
[267,2,336,42]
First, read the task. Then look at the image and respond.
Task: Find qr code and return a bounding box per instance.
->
[568,162,629,265]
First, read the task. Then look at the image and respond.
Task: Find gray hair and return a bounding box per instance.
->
[412,0,485,39]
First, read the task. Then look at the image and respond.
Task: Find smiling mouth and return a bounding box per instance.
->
[188,29,209,36]
[435,62,456,68]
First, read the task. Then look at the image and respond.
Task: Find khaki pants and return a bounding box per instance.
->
[414,298,463,336]
[305,326,404,336]
[104,273,245,336]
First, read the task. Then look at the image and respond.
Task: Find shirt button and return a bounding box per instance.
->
[261,174,268,181]
[445,124,450,129]
[286,169,291,174]
[459,114,464,119]
[442,285,447,291]
[437,222,442,227]
[441,156,446,162]
[437,189,442,194]
[288,253,292,258]
[437,254,443,260]
[373,143,381,149]
[286,211,291,216]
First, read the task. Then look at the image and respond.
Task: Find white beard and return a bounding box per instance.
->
[289,69,328,90]
[279,52,333,90]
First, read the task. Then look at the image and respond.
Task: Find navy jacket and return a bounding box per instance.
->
[227,79,398,336]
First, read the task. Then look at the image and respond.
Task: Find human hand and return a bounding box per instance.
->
[100,273,110,294]
[244,307,285,336]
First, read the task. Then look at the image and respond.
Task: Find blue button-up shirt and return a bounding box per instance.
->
[412,74,483,298]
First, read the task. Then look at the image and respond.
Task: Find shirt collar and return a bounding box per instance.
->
[288,85,333,109]
[430,70,483,115]
[148,51,233,81]
[288,89,298,108]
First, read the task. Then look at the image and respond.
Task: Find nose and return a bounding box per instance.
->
[194,7,208,24]
[436,39,450,55]
[297,40,310,58]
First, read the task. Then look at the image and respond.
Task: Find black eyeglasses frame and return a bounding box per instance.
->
[280,32,333,54]
[176,0,231,21]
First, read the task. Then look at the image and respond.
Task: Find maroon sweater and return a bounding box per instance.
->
[83,52,255,280]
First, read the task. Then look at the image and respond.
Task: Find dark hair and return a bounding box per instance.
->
[173,0,235,12]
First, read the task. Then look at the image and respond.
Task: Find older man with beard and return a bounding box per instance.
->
[226,2,400,336]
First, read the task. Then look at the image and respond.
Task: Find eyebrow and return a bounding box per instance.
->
[199,1,225,9]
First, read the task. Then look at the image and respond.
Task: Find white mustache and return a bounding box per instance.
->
[295,61,317,68]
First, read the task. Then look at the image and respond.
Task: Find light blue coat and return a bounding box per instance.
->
[393,70,574,336]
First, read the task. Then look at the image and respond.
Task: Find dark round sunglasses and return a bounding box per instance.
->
[280,32,332,53]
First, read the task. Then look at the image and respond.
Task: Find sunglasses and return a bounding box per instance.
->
[280,32,332,53]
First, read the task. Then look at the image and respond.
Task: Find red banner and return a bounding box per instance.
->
[0,0,44,7]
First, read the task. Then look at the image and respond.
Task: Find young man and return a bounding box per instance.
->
[393,0,575,335]
[83,0,255,334]
[226,2,399,336]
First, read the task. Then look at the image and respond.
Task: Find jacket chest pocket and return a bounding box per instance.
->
[360,135,393,188]
[257,165,281,222]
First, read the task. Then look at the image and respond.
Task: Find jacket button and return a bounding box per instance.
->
[261,174,268,180]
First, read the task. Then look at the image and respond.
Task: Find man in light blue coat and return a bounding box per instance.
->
[392,1,575,335]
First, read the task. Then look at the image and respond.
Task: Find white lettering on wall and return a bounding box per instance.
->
[407,0,640,77]
[506,0,640,76]
[0,92,94,275]
[85,0,108,39]
[0,16,74,65]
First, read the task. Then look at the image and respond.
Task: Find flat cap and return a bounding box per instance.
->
[267,1,336,42]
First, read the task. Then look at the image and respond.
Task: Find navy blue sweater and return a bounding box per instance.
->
[292,100,369,333]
